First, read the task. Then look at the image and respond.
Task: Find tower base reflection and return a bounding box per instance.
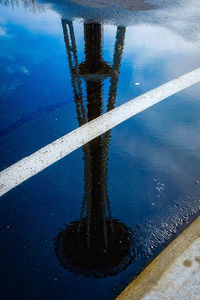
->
[54,218,134,278]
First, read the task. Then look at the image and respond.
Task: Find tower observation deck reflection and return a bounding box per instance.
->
[54,20,135,277]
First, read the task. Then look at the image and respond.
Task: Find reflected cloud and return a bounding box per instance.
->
[114,105,200,198]
[0,2,61,35]
[124,25,198,56]
[19,66,29,75]
[105,23,199,75]
[0,26,6,35]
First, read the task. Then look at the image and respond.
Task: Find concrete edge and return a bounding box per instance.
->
[116,215,200,300]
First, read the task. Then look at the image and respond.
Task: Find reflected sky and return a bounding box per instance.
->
[1,1,200,299]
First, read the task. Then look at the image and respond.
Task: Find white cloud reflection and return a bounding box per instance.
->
[0,26,6,35]
[0,4,61,35]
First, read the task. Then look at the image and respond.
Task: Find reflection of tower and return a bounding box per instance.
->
[54,20,134,277]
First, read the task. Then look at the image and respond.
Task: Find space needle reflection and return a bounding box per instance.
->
[54,20,135,277]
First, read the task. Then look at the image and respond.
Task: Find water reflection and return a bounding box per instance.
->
[54,20,134,277]
[1,0,200,286]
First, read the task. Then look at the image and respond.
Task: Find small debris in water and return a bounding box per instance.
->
[154,178,166,197]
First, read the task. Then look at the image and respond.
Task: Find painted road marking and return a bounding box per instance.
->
[1,68,200,197]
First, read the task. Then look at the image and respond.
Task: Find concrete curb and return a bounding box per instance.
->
[117,215,200,300]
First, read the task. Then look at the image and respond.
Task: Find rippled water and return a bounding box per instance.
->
[1,1,200,299]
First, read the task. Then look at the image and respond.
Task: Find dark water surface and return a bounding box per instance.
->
[1,1,200,299]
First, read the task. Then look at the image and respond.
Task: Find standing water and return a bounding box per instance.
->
[1,0,200,299]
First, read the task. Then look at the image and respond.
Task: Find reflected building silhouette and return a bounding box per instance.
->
[54,20,134,277]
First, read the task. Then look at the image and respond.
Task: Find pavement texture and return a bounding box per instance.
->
[117,215,200,300]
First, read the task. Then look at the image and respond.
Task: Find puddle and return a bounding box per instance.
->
[1,0,200,299]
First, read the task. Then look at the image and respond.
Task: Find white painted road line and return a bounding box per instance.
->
[1,68,200,197]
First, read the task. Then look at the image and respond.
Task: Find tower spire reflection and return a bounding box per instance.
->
[54,19,134,277]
